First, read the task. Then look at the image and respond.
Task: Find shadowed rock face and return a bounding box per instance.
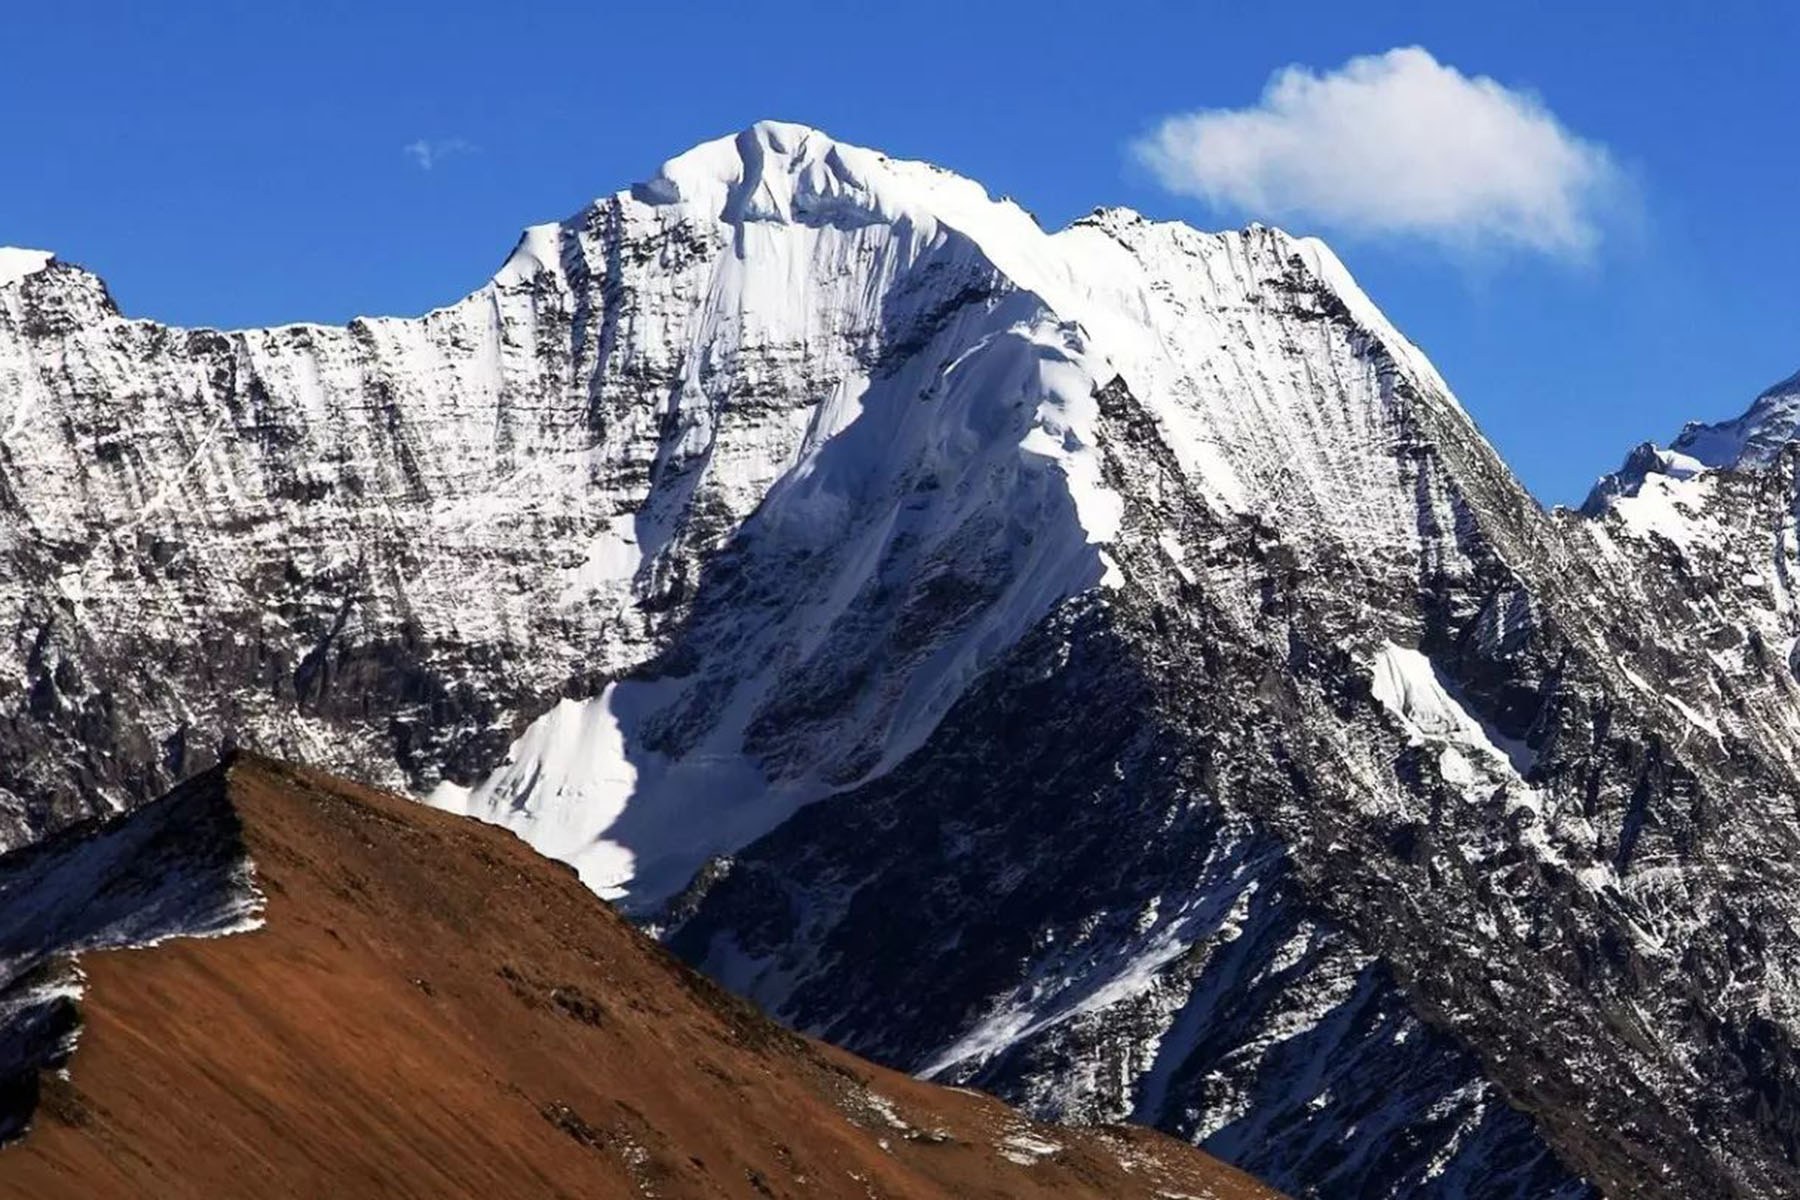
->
[667,369,1800,1198]
[0,754,1277,1200]
[9,121,1800,1198]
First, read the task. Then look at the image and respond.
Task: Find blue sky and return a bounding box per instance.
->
[5,0,1797,504]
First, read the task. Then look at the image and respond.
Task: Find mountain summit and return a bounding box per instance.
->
[6,123,1800,1196]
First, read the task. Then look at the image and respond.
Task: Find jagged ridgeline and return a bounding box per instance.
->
[6,122,1800,1197]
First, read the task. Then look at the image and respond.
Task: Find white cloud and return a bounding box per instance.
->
[1133,47,1621,257]
[403,137,476,171]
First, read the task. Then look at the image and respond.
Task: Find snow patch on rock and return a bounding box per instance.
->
[1369,641,1534,778]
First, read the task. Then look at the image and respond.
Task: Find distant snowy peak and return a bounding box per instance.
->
[0,248,54,289]
[1672,367,1800,470]
[1580,441,1705,516]
[1584,366,1800,515]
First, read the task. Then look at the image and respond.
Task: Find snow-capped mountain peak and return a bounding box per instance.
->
[12,120,1800,1196]
[636,120,1012,231]
[498,122,1063,300]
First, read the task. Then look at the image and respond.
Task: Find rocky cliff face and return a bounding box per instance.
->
[7,121,1800,1197]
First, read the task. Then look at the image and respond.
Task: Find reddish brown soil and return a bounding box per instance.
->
[0,755,1278,1199]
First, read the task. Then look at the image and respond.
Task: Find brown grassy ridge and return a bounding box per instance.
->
[0,753,1280,1199]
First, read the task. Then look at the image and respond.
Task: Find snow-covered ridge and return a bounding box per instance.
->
[0,248,53,290]
[1586,366,1800,518]
[496,123,1471,529]
[0,763,263,986]
[1673,367,1800,470]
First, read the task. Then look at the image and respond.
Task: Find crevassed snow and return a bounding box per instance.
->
[0,248,52,289]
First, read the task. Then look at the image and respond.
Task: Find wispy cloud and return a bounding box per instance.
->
[1132,47,1624,258]
[403,137,477,171]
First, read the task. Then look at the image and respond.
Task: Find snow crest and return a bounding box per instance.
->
[0,249,52,290]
